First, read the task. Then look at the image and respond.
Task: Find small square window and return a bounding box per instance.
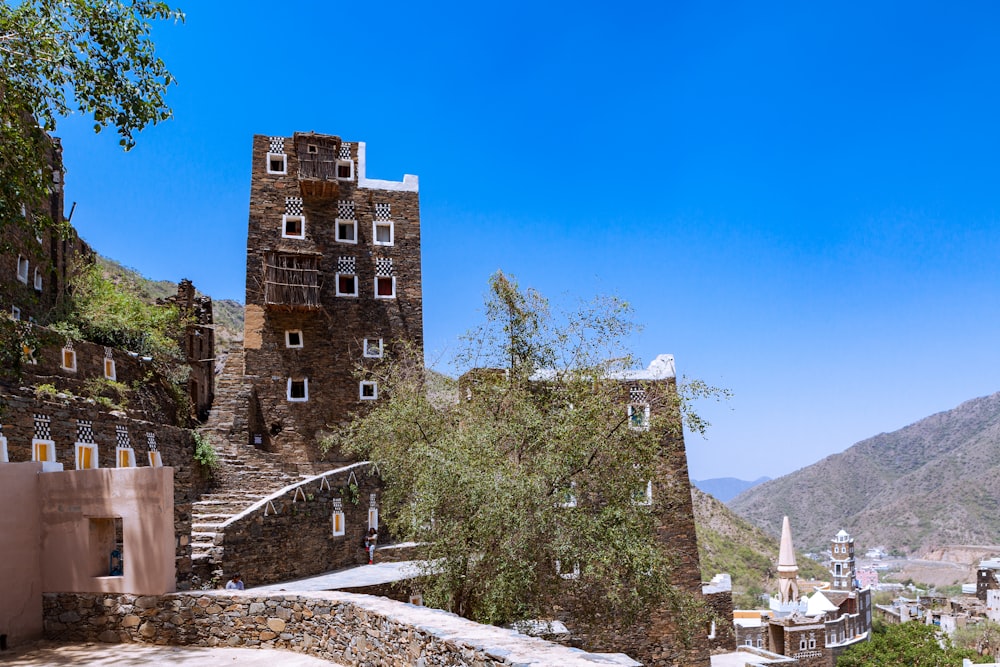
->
[360,380,378,401]
[285,330,303,348]
[75,443,99,470]
[332,510,345,536]
[33,439,56,462]
[62,347,77,372]
[363,338,383,358]
[336,273,358,297]
[104,358,116,381]
[633,480,653,506]
[375,276,396,299]
[336,219,357,244]
[336,160,354,180]
[33,267,42,291]
[282,214,305,239]
[628,404,649,430]
[307,144,318,154]
[556,560,580,580]
[288,378,309,402]
[16,255,29,283]
[11,306,21,321]
[373,220,394,246]
[266,153,287,175]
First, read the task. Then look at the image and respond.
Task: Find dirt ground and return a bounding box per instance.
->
[0,640,341,666]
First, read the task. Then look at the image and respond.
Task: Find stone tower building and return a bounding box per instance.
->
[242,132,422,467]
[830,529,856,590]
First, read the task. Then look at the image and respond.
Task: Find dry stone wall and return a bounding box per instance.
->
[43,590,641,667]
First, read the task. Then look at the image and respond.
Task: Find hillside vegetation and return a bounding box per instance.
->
[729,391,1000,555]
[693,487,828,605]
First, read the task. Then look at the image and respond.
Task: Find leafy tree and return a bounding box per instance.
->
[326,271,728,633]
[953,621,1000,662]
[0,0,182,242]
[837,621,987,666]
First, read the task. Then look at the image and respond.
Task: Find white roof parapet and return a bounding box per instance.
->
[608,354,676,380]
[356,142,419,192]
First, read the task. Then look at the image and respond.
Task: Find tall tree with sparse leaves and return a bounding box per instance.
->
[0,0,182,244]
[326,271,729,634]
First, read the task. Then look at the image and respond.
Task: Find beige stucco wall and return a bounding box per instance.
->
[39,467,175,596]
[0,462,45,644]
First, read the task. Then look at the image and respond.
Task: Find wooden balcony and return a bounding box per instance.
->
[263,253,321,310]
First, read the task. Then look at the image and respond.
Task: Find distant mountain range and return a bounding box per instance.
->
[694,476,771,503]
[729,391,1000,555]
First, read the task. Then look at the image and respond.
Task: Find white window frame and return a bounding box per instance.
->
[116,446,136,468]
[32,438,56,463]
[332,510,345,536]
[75,442,99,470]
[287,377,309,402]
[335,273,358,297]
[0,435,7,463]
[336,159,354,181]
[335,218,358,244]
[104,358,117,381]
[16,255,28,283]
[368,506,379,530]
[628,403,650,431]
[634,480,653,506]
[557,482,578,508]
[266,152,287,175]
[148,450,163,467]
[359,380,378,401]
[285,330,304,349]
[61,347,77,372]
[11,306,20,321]
[374,275,396,299]
[373,220,394,246]
[363,338,383,358]
[281,214,306,239]
[33,267,42,291]
[556,560,580,580]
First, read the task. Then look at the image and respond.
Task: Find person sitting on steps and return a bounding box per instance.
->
[364,527,378,564]
[225,573,244,590]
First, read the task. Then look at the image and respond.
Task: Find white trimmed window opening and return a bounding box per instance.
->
[16,255,29,283]
[374,276,396,299]
[336,218,358,244]
[359,380,378,401]
[116,446,136,468]
[368,506,379,530]
[285,330,304,348]
[363,338,383,358]
[148,450,163,467]
[373,220,394,246]
[556,560,580,580]
[282,214,305,239]
[336,273,358,297]
[104,358,117,381]
[628,403,650,430]
[287,377,309,402]
[336,159,354,181]
[11,306,20,321]
[61,347,77,372]
[266,152,287,175]
[33,267,42,291]
[634,480,653,506]
[332,510,345,536]
[32,438,56,463]
[75,442,99,470]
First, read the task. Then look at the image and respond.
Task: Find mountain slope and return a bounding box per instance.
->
[729,391,1000,555]
[693,487,829,599]
[694,476,770,503]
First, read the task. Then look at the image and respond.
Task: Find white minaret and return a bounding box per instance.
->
[777,515,800,606]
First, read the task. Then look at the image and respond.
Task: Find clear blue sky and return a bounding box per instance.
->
[54,1,1000,481]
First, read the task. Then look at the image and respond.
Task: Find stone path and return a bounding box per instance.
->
[0,640,342,666]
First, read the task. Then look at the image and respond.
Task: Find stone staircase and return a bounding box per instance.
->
[191,350,305,585]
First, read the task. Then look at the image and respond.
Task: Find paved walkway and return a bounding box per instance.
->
[710,650,774,666]
[250,558,424,592]
[0,641,341,666]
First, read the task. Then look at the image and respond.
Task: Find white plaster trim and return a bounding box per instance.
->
[374,276,396,300]
[369,507,379,530]
[287,377,309,402]
[32,438,56,462]
[148,451,163,467]
[373,220,394,246]
[332,510,346,536]
[356,142,419,192]
[285,330,304,349]
[61,347,77,372]
[265,152,287,175]
[363,338,384,358]
[281,214,306,239]
[360,380,378,400]
[116,446,136,468]
[220,461,371,529]
[75,442,99,470]
[104,358,117,381]
[335,218,358,244]
[0,435,7,462]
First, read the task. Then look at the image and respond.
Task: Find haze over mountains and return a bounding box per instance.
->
[729,391,1000,555]
[694,477,770,503]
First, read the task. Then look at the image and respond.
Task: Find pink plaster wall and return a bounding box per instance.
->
[0,462,44,644]
[39,467,175,596]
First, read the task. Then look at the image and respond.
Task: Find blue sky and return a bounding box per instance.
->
[54,1,1000,480]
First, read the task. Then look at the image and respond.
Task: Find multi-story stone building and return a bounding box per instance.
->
[242,132,422,468]
[830,529,856,590]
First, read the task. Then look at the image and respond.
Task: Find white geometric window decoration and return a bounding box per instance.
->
[336,200,357,244]
[336,257,358,297]
[266,152,287,175]
[360,380,378,401]
[363,338,383,358]
[77,419,96,444]
[332,497,345,536]
[374,258,395,299]
[269,136,285,154]
[61,345,77,372]
[33,267,42,291]
[11,306,20,321]
[16,255,29,283]
[373,204,394,247]
[628,403,649,430]
[287,377,309,402]
[285,330,304,348]
[147,432,162,467]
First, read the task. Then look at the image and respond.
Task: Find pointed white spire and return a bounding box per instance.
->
[777,515,800,605]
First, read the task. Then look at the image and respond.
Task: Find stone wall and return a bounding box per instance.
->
[243,132,423,469]
[43,590,641,667]
[216,463,384,586]
[704,588,736,651]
